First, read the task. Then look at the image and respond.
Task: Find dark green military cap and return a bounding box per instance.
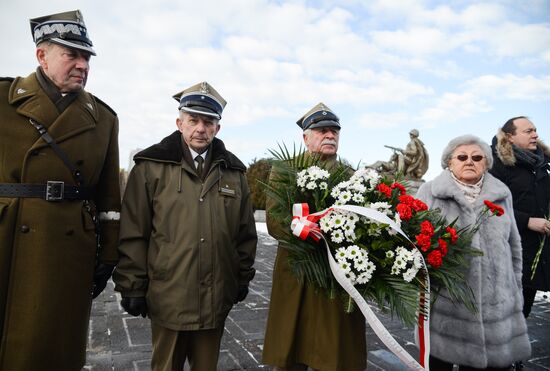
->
[296,102,340,131]
[173,82,227,120]
[30,9,96,55]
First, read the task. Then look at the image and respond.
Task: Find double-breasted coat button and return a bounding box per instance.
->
[200,238,205,242]
[199,198,204,202]
[20,225,30,233]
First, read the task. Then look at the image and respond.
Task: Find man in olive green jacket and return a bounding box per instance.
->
[113,82,257,371]
[262,103,366,371]
[0,10,120,370]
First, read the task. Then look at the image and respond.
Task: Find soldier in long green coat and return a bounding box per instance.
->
[0,10,120,370]
[113,82,257,371]
[262,103,366,371]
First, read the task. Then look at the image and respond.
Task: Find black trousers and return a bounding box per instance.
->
[430,356,513,371]
[522,286,538,318]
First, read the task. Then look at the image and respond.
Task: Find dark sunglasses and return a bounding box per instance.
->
[454,154,485,162]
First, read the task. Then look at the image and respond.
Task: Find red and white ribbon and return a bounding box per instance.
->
[290,203,430,370]
[290,203,333,242]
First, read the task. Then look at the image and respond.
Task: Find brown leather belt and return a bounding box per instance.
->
[0,181,94,201]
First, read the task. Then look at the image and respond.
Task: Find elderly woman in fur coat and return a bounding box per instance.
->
[416,135,531,371]
[489,116,550,319]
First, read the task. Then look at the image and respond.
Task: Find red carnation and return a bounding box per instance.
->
[427,250,443,269]
[377,183,392,198]
[484,200,504,216]
[391,182,407,195]
[438,238,448,257]
[446,226,458,244]
[420,220,435,236]
[399,194,415,206]
[396,203,413,221]
[415,233,432,252]
[412,199,428,212]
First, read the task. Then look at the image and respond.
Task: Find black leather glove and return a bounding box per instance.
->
[91,263,115,299]
[121,297,148,318]
[235,285,249,303]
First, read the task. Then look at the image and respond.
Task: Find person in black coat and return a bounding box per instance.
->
[489,116,550,318]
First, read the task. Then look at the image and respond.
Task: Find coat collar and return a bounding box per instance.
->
[8,72,99,145]
[493,130,550,166]
[134,131,246,171]
[431,169,510,210]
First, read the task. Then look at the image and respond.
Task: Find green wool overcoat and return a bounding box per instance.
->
[113,132,257,331]
[0,73,121,370]
[262,154,367,371]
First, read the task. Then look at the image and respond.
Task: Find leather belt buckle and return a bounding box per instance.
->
[46,181,64,201]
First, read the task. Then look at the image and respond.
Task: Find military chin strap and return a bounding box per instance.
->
[0,118,94,201]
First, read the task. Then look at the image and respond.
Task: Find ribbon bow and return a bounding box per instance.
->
[290,203,333,242]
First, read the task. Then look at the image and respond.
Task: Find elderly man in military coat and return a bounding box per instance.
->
[0,10,120,370]
[113,82,257,371]
[262,103,366,371]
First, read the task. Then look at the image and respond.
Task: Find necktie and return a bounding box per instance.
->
[195,155,204,178]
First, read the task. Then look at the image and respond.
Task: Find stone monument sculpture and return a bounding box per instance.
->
[367,129,429,181]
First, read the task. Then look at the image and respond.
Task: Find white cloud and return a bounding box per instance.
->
[418,91,492,125]
[463,74,550,101]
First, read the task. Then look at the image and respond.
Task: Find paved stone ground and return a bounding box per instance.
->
[86,223,550,370]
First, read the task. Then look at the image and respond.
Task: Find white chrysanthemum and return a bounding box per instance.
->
[370,202,392,215]
[331,229,345,243]
[354,258,368,271]
[345,270,357,282]
[332,214,345,228]
[344,228,356,242]
[365,260,376,274]
[338,260,352,274]
[319,182,328,190]
[394,256,406,270]
[348,213,360,223]
[356,271,372,284]
[335,247,348,261]
[386,250,395,259]
[352,193,365,203]
[349,182,367,194]
[320,217,331,232]
[338,190,352,204]
[306,181,317,190]
[346,245,361,260]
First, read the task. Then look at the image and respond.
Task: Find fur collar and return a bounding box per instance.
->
[134,130,246,171]
[431,169,510,211]
[493,129,550,166]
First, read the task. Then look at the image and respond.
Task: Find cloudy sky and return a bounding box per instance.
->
[2,0,549,180]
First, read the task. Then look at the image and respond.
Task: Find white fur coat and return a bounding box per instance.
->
[416,170,531,368]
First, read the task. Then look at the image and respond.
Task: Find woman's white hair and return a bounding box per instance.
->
[441,134,493,169]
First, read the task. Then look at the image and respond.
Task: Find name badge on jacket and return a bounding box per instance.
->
[220,184,236,197]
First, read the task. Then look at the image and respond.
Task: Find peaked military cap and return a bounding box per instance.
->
[172,82,226,120]
[296,102,340,131]
[30,10,96,55]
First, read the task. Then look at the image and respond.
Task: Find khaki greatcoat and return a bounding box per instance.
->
[262,155,366,371]
[113,132,257,330]
[0,73,121,370]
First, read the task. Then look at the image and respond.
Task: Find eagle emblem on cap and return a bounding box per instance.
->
[200,82,210,95]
